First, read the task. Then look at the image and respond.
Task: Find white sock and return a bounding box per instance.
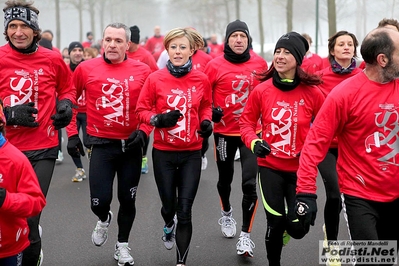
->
[240,231,250,238]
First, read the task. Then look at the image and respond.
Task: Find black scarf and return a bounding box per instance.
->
[223,42,250,63]
[103,53,127,64]
[272,71,301,91]
[69,59,84,72]
[9,39,38,54]
[331,58,357,74]
[166,58,192,78]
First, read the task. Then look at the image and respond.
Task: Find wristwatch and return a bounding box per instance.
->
[150,115,158,126]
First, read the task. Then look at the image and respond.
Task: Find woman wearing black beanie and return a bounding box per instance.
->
[239,31,324,266]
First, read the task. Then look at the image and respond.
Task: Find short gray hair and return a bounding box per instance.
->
[103,22,130,42]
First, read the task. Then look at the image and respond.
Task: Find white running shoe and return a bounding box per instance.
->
[72,168,86,182]
[234,149,240,161]
[92,211,113,246]
[201,156,208,170]
[114,242,134,266]
[38,248,43,266]
[218,208,237,238]
[56,150,64,164]
[162,215,177,250]
[236,235,255,257]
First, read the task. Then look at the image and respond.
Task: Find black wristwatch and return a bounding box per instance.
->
[150,115,158,126]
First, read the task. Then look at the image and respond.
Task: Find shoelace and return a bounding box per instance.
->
[162,224,175,242]
[218,215,237,227]
[237,236,255,249]
[118,245,132,259]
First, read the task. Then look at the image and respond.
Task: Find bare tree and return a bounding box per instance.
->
[236,0,240,19]
[257,0,265,58]
[286,0,293,32]
[327,0,337,37]
[55,0,61,49]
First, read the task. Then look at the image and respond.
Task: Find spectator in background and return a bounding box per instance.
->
[204,19,268,258]
[62,47,70,64]
[127,25,159,175]
[144,25,165,61]
[0,1,76,265]
[41,29,60,54]
[83,47,97,60]
[82,31,94,48]
[66,41,87,183]
[208,33,223,58]
[301,33,324,74]
[0,99,46,265]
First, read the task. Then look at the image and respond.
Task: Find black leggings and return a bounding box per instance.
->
[23,159,55,266]
[152,148,201,265]
[214,134,258,233]
[89,142,142,243]
[259,167,308,266]
[0,253,22,266]
[71,112,88,169]
[343,195,399,266]
[318,148,340,241]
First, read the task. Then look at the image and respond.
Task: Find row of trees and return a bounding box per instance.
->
[20,0,399,59]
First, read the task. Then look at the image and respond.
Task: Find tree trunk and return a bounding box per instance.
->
[236,0,240,19]
[55,0,61,49]
[327,0,337,38]
[257,0,264,58]
[286,0,293,32]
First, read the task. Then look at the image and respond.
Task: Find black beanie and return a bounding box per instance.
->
[225,19,250,41]
[68,41,84,54]
[130,26,140,44]
[274,32,309,66]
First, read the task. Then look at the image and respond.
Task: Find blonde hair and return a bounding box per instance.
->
[84,47,97,59]
[163,27,204,51]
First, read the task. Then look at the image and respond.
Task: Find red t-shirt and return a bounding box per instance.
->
[144,35,165,60]
[301,52,324,74]
[127,46,159,72]
[297,72,399,202]
[136,68,212,151]
[204,54,267,135]
[67,57,152,139]
[0,44,75,151]
[192,50,213,72]
[240,79,324,172]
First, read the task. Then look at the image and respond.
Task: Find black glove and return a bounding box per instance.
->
[253,140,271,158]
[67,134,85,157]
[126,130,147,150]
[0,188,6,208]
[295,193,317,233]
[152,110,182,128]
[212,106,224,123]
[51,99,73,130]
[4,102,38,127]
[198,120,213,138]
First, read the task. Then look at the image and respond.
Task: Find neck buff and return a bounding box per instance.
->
[331,58,357,74]
[272,70,301,91]
[166,58,192,78]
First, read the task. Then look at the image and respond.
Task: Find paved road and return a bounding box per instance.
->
[40,134,349,266]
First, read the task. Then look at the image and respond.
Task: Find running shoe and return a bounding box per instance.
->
[56,150,64,164]
[201,155,208,170]
[141,156,148,174]
[92,211,113,246]
[325,244,341,266]
[38,248,43,266]
[114,242,134,266]
[162,215,177,250]
[218,208,236,238]
[236,235,255,257]
[72,168,86,182]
